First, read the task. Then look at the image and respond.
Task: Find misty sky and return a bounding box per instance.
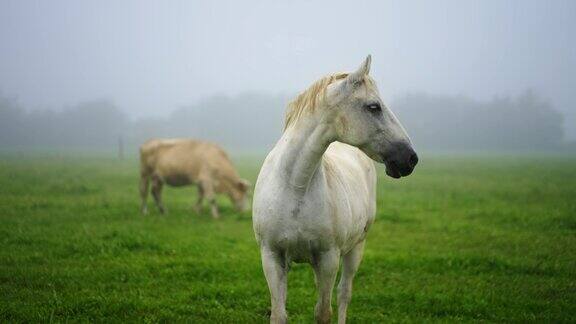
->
[1,0,575,137]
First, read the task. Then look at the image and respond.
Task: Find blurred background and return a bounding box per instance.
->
[1,0,575,154]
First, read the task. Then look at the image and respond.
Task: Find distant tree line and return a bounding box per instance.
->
[0,96,129,149]
[394,90,566,151]
[0,90,570,153]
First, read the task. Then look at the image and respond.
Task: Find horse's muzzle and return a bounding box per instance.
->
[382,142,418,179]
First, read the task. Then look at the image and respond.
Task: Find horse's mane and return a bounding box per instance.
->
[284,72,376,130]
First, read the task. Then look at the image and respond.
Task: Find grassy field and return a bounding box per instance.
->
[0,153,575,323]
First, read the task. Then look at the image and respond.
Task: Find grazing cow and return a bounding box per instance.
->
[139,139,251,218]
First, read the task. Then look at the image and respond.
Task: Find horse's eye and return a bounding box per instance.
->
[365,103,381,112]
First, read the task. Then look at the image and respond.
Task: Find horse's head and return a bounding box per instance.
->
[327,55,418,179]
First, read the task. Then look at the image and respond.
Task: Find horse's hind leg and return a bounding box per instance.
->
[151,177,165,214]
[140,173,150,214]
[261,247,288,324]
[312,249,340,324]
[337,241,365,324]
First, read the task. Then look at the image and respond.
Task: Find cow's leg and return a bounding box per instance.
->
[193,183,204,214]
[261,247,288,324]
[199,177,219,219]
[151,177,165,214]
[337,241,365,324]
[139,172,150,215]
[312,249,340,324]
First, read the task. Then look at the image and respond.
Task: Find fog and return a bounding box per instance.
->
[1,0,575,152]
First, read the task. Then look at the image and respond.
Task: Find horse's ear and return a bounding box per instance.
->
[347,55,372,85]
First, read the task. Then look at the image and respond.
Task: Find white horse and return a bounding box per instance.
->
[252,55,418,324]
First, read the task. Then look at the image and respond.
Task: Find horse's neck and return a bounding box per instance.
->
[276,118,335,194]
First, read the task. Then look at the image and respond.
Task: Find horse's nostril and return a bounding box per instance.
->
[409,153,419,167]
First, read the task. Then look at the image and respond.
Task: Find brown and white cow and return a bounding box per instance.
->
[139,138,250,218]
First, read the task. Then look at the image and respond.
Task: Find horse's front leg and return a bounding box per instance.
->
[261,247,288,324]
[312,249,340,324]
[337,241,365,324]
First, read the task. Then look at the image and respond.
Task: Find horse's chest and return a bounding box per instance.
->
[273,218,334,263]
[253,165,374,257]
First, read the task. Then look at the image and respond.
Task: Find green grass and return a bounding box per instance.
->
[0,154,575,323]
